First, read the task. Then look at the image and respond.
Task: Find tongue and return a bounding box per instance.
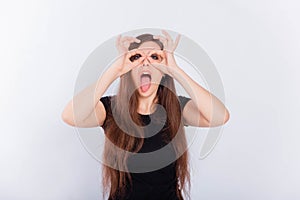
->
[140,75,151,92]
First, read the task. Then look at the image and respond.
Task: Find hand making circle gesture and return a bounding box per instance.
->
[151,30,182,77]
[114,35,145,77]
[153,30,181,54]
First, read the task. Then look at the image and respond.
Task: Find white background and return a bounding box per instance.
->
[1,0,300,199]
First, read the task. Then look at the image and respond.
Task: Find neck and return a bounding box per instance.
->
[137,92,158,114]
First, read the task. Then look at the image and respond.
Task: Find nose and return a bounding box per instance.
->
[142,56,150,66]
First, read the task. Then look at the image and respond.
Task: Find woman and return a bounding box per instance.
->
[62,30,230,200]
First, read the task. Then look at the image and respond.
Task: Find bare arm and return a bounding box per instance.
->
[153,30,230,127]
[61,35,141,127]
[61,65,120,127]
[172,66,230,127]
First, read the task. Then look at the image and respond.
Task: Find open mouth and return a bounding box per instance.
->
[140,73,152,93]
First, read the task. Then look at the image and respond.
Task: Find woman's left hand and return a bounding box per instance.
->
[152,30,181,76]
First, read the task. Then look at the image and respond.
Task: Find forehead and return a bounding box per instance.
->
[137,41,161,53]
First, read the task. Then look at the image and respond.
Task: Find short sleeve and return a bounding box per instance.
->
[178,95,191,127]
[99,96,112,129]
[178,95,191,111]
[100,96,111,112]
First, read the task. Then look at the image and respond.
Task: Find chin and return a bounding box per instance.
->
[137,84,158,97]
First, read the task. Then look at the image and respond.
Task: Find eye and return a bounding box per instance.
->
[150,54,159,60]
[129,53,142,62]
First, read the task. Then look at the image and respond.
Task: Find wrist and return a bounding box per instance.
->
[106,63,122,80]
[169,64,183,79]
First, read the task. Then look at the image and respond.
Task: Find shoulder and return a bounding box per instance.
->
[100,95,114,103]
[178,95,191,110]
[100,95,116,109]
[99,95,118,121]
[99,95,116,129]
[177,95,192,127]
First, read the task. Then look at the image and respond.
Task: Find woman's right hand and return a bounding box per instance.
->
[113,35,145,77]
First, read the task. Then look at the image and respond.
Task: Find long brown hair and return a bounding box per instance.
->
[102,33,191,200]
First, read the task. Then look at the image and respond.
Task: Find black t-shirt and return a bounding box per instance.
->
[100,95,191,200]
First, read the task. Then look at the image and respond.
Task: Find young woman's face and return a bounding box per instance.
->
[130,41,166,97]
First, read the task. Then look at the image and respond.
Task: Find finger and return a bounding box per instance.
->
[128,48,146,56]
[149,62,160,71]
[121,39,141,51]
[127,49,139,57]
[144,49,163,59]
[116,35,123,49]
[121,36,135,41]
[116,34,121,45]
[149,63,169,75]
[122,40,131,49]
[162,30,172,42]
[132,58,144,68]
[146,56,151,63]
[148,49,165,59]
[154,35,167,43]
[121,38,136,46]
[126,50,147,63]
[135,38,141,43]
[173,34,181,50]
[121,36,140,43]
[153,35,168,48]
[149,62,168,69]
[153,35,162,40]
[116,35,129,54]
